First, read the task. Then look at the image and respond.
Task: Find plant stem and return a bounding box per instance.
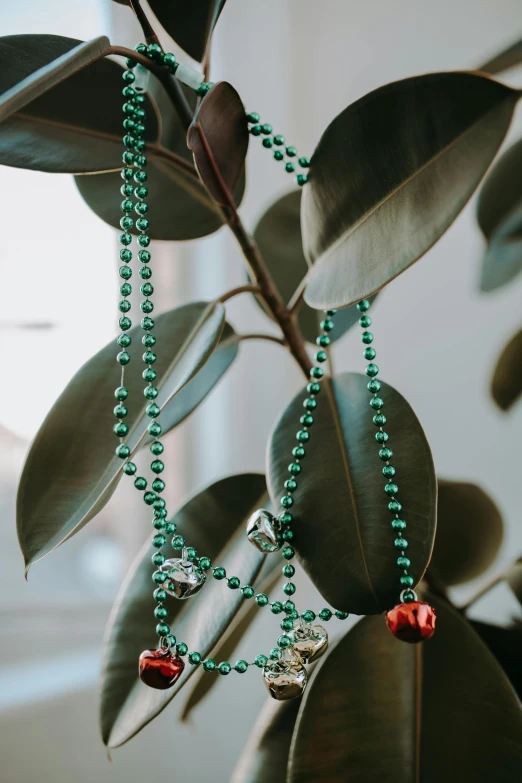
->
[218,284,261,303]
[222,206,312,377]
[129,0,161,45]
[240,333,286,347]
[460,572,506,613]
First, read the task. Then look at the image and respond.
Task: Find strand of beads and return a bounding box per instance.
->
[245,111,310,186]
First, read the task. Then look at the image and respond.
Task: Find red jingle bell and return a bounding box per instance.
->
[139,648,185,689]
[385,601,436,643]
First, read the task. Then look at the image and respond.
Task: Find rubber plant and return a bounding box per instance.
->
[3,3,522,779]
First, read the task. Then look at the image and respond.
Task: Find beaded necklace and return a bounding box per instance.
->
[116,43,436,701]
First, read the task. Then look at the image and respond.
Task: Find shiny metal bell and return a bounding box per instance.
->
[288,623,328,663]
[263,658,308,701]
[160,558,206,599]
[246,508,282,553]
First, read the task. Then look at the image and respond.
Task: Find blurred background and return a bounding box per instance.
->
[1,0,522,780]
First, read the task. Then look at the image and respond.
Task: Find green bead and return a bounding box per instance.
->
[284,600,296,615]
[319,608,332,621]
[203,658,216,672]
[284,478,298,492]
[196,82,212,97]
[292,446,306,459]
[163,520,175,533]
[234,660,248,673]
[143,350,157,364]
[134,476,147,490]
[119,232,132,246]
[165,633,176,648]
[143,491,156,505]
[143,367,156,382]
[379,447,393,461]
[281,495,293,508]
[142,334,155,349]
[368,379,381,393]
[316,335,330,348]
[141,282,154,296]
[114,404,128,418]
[277,635,291,649]
[402,589,416,603]
[153,570,167,584]
[296,174,308,186]
[285,162,295,173]
[283,582,296,596]
[150,440,164,455]
[213,567,226,580]
[389,500,402,513]
[113,422,128,436]
[152,478,165,493]
[119,284,132,298]
[298,157,310,167]
[121,199,134,213]
[151,459,164,474]
[124,465,137,479]
[228,576,240,589]
[152,517,165,530]
[297,430,309,443]
[286,146,297,157]
[119,316,132,331]
[154,605,168,620]
[171,535,184,549]
[146,403,160,419]
[394,537,408,549]
[321,318,334,332]
[310,367,323,379]
[246,112,260,123]
[364,347,376,360]
[121,151,135,166]
[139,250,151,265]
[120,247,132,262]
[376,431,389,444]
[335,610,349,620]
[362,331,373,345]
[383,465,396,478]
[144,385,158,400]
[116,444,130,459]
[122,70,135,83]
[250,124,261,136]
[357,299,370,312]
[254,654,267,668]
[156,622,170,636]
[148,421,162,436]
[359,315,372,328]
[118,299,131,313]
[146,42,163,59]
[261,123,272,135]
[282,529,294,541]
[282,564,295,578]
[302,610,316,623]
[282,546,295,561]
[241,585,254,598]
[176,642,188,656]
[136,217,149,231]
[385,482,399,496]
[271,601,283,615]
[274,134,285,145]
[280,616,293,631]
[392,518,406,531]
[262,137,273,148]
[135,190,149,203]
[121,183,134,197]
[307,382,321,394]
[300,414,314,427]
[400,574,414,587]
[163,52,177,72]
[218,661,232,675]
[270,648,282,661]
[134,169,147,184]
[372,414,386,427]
[152,533,166,548]
[280,511,293,526]
[199,557,212,571]
[154,587,167,602]
[115,386,128,401]
[141,300,154,314]
[188,652,201,665]
[366,363,379,378]
[185,547,197,560]
[256,593,269,607]
[274,150,284,161]
[370,396,384,410]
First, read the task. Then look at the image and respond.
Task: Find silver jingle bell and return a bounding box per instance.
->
[246,508,282,553]
[263,657,308,701]
[160,558,206,599]
[288,623,328,664]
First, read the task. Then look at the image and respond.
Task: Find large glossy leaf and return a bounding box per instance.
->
[187,81,249,207]
[491,327,522,410]
[289,597,522,782]
[268,372,436,614]
[252,191,377,343]
[102,473,267,747]
[303,72,518,310]
[231,700,300,783]
[478,38,522,76]
[472,621,522,701]
[430,480,503,585]
[181,566,281,721]
[17,302,236,572]
[0,34,155,173]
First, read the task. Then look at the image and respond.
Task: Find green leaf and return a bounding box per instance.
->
[302,72,518,310]
[187,82,248,207]
[101,473,268,748]
[231,700,300,783]
[480,205,522,292]
[267,372,436,614]
[252,190,377,343]
[17,302,236,572]
[478,37,522,76]
[491,326,522,410]
[148,1,226,62]
[289,597,522,782]
[180,565,281,721]
[472,621,522,701]
[430,480,503,585]
[0,34,146,173]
